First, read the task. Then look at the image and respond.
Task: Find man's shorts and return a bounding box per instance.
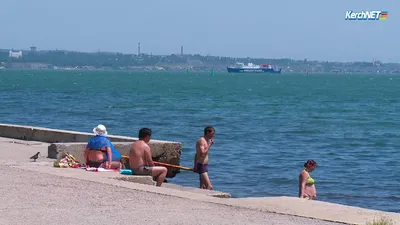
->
[196,162,208,174]
[132,165,153,175]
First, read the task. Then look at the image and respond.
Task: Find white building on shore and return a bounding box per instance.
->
[9,50,23,58]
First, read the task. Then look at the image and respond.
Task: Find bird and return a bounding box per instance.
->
[30,152,40,162]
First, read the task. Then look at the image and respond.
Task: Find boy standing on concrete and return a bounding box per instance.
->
[194,126,215,190]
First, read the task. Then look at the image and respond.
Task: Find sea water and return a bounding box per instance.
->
[0,70,399,212]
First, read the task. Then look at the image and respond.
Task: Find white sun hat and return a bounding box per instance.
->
[93,124,108,136]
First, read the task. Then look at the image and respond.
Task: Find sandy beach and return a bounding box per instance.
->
[0,137,399,225]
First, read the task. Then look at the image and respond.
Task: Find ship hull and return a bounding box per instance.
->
[227,67,281,74]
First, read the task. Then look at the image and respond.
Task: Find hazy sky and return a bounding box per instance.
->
[0,0,398,62]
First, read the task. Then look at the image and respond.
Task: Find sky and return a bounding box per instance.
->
[0,0,398,62]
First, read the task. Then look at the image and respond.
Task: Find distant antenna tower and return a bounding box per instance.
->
[138,42,141,56]
[181,45,183,55]
[30,45,37,52]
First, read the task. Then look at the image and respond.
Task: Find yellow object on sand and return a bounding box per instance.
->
[53,153,80,168]
[65,152,76,161]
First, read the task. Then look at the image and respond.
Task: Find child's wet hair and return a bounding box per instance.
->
[304,159,317,168]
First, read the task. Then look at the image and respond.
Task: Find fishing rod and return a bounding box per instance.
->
[122,155,194,171]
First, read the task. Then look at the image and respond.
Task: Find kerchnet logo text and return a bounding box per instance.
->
[345,10,388,20]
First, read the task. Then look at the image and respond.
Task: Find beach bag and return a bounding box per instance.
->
[53,152,80,168]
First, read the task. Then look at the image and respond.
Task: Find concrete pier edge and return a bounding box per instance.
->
[0,123,179,143]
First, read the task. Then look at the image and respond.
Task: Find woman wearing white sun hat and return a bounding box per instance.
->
[84,124,122,169]
[93,124,108,136]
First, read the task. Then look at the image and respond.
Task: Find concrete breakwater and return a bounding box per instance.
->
[0,123,182,178]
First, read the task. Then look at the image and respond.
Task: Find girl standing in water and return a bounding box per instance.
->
[299,159,318,200]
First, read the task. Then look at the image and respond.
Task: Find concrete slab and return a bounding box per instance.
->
[227,197,400,225]
[0,123,180,143]
[114,175,155,185]
[0,123,182,177]
[1,166,343,225]
[48,142,181,178]
[162,183,232,198]
[0,136,230,198]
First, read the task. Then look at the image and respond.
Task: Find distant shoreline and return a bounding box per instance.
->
[1,67,400,75]
[1,48,400,73]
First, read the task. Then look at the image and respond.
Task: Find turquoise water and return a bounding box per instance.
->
[1,70,399,212]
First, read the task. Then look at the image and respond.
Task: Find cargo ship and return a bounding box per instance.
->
[227,62,281,74]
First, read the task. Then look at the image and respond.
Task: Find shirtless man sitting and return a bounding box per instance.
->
[194,126,215,190]
[129,128,167,187]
